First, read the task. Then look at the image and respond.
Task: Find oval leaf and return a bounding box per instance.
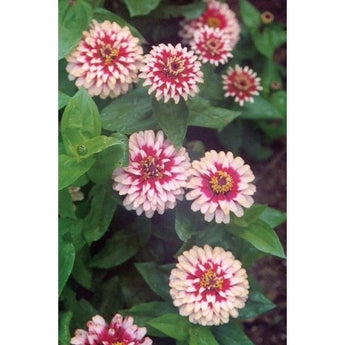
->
[212,322,254,345]
[152,98,189,150]
[124,0,161,16]
[59,238,75,296]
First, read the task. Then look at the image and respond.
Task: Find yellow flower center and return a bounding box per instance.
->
[112,342,125,345]
[206,17,221,28]
[233,74,252,92]
[204,38,221,55]
[100,44,119,65]
[209,171,233,194]
[141,155,163,180]
[200,268,223,290]
[164,56,185,77]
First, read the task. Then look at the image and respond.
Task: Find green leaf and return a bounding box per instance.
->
[238,278,276,320]
[228,219,286,258]
[259,206,286,228]
[89,229,140,268]
[100,85,157,133]
[59,154,95,190]
[59,310,73,345]
[228,235,266,268]
[148,313,191,341]
[59,237,75,296]
[152,98,189,150]
[59,91,71,110]
[261,59,282,94]
[135,262,173,301]
[124,0,161,16]
[189,326,219,345]
[72,246,93,290]
[119,302,176,337]
[235,96,283,120]
[199,64,225,101]
[233,204,267,227]
[152,2,207,20]
[59,0,93,59]
[59,218,85,252]
[175,202,200,241]
[218,121,243,155]
[270,90,287,116]
[187,96,240,131]
[239,0,261,30]
[93,7,144,41]
[87,134,129,184]
[61,88,101,157]
[59,188,77,219]
[212,322,254,345]
[83,183,118,243]
[252,26,286,58]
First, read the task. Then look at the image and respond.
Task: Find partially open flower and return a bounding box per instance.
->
[271,81,281,90]
[179,0,240,48]
[139,43,203,104]
[113,130,191,218]
[70,313,152,345]
[190,26,233,66]
[169,245,249,326]
[66,20,144,99]
[222,65,262,106]
[186,150,256,224]
[261,11,274,24]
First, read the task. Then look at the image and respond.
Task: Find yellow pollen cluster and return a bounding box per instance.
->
[165,56,185,77]
[233,74,251,91]
[206,17,221,28]
[141,155,163,180]
[200,268,224,290]
[111,342,124,345]
[100,44,119,65]
[209,170,233,194]
[204,38,221,55]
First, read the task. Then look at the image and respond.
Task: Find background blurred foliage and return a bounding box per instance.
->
[58,0,286,344]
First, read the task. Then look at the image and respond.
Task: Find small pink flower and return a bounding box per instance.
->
[169,245,249,326]
[70,313,152,345]
[222,65,263,106]
[179,0,240,48]
[66,20,144,99]
[113,130,191,218]
[190,26,233,66]
[186,150,256,224]
[139,43,203,104]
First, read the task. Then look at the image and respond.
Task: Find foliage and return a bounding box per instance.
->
[58,1,286,344]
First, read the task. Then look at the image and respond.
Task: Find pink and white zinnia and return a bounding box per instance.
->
[66,20,143,99]
[70,313,152,345]
[186,150,256,224]
[179,0,240,48]
[190,26,233,66]
[113,130,191,218]
[169,245,249,326]
[139,43,203,104]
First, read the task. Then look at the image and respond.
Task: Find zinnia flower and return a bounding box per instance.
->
[66,20,144,99]
[190,26,233,66]
[222,65,263,106]
[261,11,274,24]
[112,130,191,218]
[70,313,152,345]
[179,0,240,48]
[139,43,203,104]
[169,245,249,326]
[186,150,256,224]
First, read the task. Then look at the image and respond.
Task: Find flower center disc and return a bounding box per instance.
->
[141,156,163,180]
[200,268,223,290]
[164,56,185,77]
[204,38,221,55]
[100,44,119,65]
[112,342,125,345]
[233,74,252,91]
[206,16,221,28]
[209,170,233,194]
